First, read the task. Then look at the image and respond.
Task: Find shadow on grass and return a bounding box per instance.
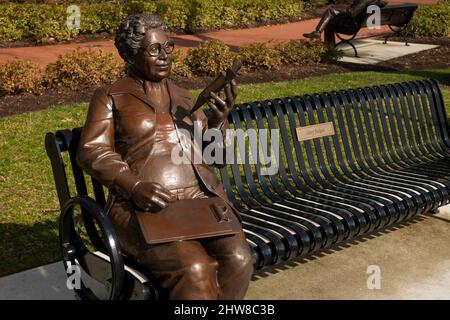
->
[0,219,60,277]
[403,70,450,86]
[335,61,449,83]
[335,60,400,73]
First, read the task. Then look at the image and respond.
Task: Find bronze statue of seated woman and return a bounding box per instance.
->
[76,13,254,300]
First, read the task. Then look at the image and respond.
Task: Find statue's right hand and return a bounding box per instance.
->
[131,181,176,212]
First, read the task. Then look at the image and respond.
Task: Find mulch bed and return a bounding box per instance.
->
[1,37,449,119]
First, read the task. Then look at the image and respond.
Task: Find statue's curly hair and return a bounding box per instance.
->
[114,14,170,64]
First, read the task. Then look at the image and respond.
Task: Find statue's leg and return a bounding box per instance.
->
[304,8,342,39]
[108,198,220,300]
[201,231,255,300]
[317,8,341,33]
[181,185,254,299]
[137,240,220,300]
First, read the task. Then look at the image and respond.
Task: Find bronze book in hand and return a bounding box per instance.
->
[190,59,242,114]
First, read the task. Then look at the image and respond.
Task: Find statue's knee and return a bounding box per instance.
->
[184,257,219,281]
[241,250,255,273]
[228,247,255,274]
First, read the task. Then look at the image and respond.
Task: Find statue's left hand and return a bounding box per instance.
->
[207,79,237,128]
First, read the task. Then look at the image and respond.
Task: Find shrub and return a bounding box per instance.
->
[0,3,77,42]
[278,40,341,65]
[155,0,191,31]
[30,5,77,42]
[188,0,225,31]
[79,2,124,35]
[188,0,304,31]
[79,1,158,35]
[237,0,303,23]
[123,0,158,15]
[186,40,235,76]
[171,48,192,78]
[404,0,450,37]
[0,60,43,96]
[238,42,281,70]
[44,49,124,89]
[0,4,26,41]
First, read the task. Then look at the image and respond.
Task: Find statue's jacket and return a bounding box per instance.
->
[77,75,240,250]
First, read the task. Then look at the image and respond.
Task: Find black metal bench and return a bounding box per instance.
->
[324,4,418,57]
[45,79,450,300]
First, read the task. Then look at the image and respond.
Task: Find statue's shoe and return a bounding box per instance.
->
[303,31,321,39]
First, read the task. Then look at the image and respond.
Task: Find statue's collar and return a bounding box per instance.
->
[109,72,193,116]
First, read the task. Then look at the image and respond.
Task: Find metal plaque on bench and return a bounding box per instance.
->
[296,122,335,141]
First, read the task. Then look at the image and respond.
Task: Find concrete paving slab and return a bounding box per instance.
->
[1,204,450,300]
[0,262,74,300]
[338,40,439,65]
[247,204,450,300]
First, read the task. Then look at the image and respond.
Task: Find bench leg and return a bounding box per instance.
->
[336,40,358,57]
[350,42,358,57]
[387,24,410,47]
[324,29,336,46]
[335,32,358,57]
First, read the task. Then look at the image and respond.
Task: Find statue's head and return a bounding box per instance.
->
[115,14,173,82]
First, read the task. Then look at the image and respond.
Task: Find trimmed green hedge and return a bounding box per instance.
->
[187,0,304,31]
[0,3,76,42]
[0,0,304,42]
[405,0,450,37]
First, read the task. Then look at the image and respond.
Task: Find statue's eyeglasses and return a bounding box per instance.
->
[143,41,175,57]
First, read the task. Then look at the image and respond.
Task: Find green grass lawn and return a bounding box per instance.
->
[0,69,449,276]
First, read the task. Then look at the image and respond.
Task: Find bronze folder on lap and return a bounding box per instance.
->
[136,197,240,245]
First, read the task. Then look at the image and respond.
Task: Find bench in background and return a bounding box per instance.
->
[324,4,418,57]
[45,79,450,300]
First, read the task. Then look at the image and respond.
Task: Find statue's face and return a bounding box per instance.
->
[133,27,173,81]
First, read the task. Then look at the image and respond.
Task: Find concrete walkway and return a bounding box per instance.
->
[338,40,439,64]
[248,205,450,300]
[0,0,438,67]
[1,204,449,300]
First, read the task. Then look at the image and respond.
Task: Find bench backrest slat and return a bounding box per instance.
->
[360,5,417,28]
[332,4,418,34]
[221,80,448,215]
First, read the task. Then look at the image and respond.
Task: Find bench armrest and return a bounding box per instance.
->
[60,195,125,300]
